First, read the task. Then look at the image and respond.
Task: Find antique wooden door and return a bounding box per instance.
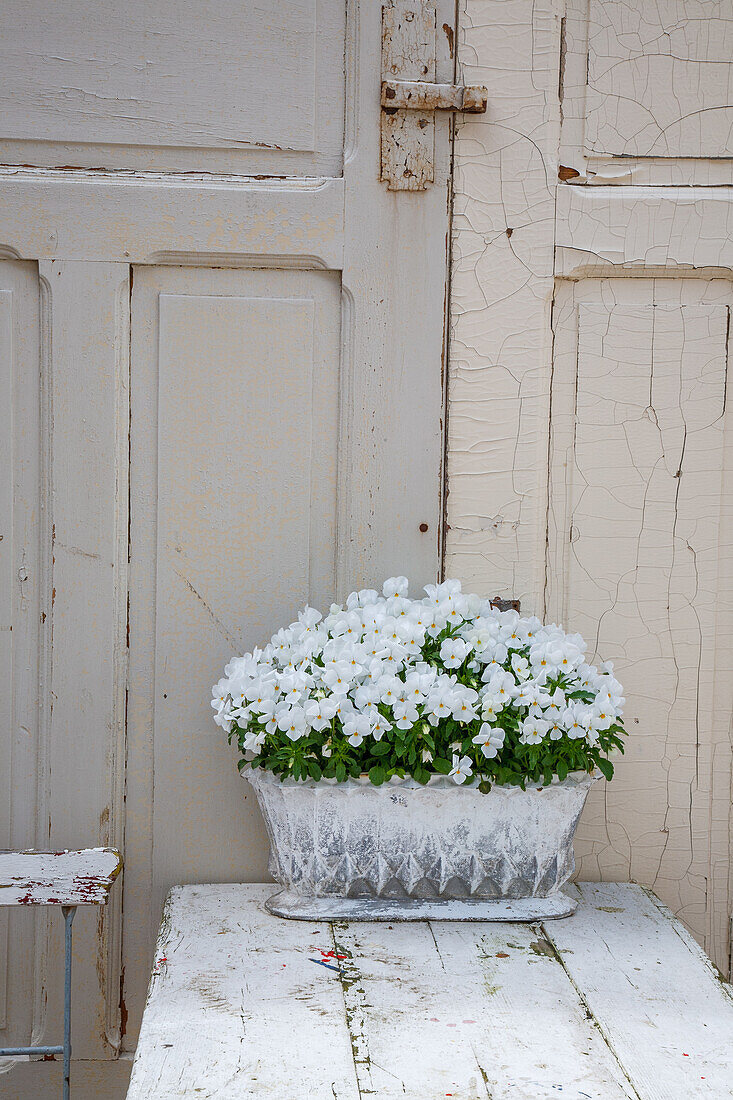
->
[448,0,733,972]
[0,2,457,1094]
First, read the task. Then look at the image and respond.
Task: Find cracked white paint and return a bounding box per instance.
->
[447,0,559,605]
[547,281,733,967]
[584,0,733,159]
[450,0,733,970]
[559,0,733,186]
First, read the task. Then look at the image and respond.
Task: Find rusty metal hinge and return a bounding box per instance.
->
[381,80,488,114]
[380,1,487,191]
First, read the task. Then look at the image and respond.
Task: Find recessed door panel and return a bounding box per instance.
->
[126,264,341,1036]
[0,0,346,175]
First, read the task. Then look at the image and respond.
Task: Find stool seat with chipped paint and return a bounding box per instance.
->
[0,848,122,1100]
[126,882,733,1099]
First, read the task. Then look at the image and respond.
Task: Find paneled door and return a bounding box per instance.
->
[448,0,733,972]
[549,0,733,973]
[0,2,456,1095]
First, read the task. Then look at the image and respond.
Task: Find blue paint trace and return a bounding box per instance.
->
[309,957,342,973]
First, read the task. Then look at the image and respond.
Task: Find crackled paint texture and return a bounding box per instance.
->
[449,0,733,970]
[584,0,733,159]
[447,0,558,604]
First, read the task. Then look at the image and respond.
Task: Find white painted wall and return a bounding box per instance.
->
[448,0,733,972]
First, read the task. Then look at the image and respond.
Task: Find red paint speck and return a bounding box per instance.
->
[683,1053,689,1057]
[463,1019,475,1024]
[447,1023,456,1028]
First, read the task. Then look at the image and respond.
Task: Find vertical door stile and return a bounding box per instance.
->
[37,260,130,1058]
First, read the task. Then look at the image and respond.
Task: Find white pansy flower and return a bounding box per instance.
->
[563,702,591,739]
[276,704,308,741]
[510,653,531,681]
[346,588,379,610]
[393,699,420,729]
[440,637,472,669]
[243,729,266,754]
[322,661,353,696]
[383,576,409,598]
[472,724,505,758]
[425,685,454,725]
[342,712,372,747]
[452,687,479,724]
[371,712,393,741]
[305,697,338,732]
[480,694,505,722]
[520,717,550,745]
[449,754,473,784]
[547,718,565,740]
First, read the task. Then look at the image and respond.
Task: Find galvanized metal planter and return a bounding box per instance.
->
[245,768,597,921]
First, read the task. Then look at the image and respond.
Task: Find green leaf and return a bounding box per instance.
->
[596,757,614,781]
[368,765,386,786]
[372,741,392,756]
[432,757,452,775]
[556,759,569,782]
[335,762,346,782]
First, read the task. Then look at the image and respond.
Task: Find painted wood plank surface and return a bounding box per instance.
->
[0,849,121,906]
[545,883,733,1099]
[126,884,360,1100]
[334,919,635,1099]
[126,883,733,1099]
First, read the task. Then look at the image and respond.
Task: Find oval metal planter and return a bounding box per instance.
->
[246,767,598,921]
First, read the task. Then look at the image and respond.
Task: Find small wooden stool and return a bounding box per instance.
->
[0,848,122,1100]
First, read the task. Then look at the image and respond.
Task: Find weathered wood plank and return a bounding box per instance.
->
[430,922,638,1099]
[125,884,360,1100]
[0,849,122,906]
[335,918,636,1099]
[545,883,733,1099]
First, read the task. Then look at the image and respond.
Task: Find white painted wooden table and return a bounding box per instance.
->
[126,883,733,1099]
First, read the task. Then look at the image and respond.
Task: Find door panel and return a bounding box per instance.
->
[560,0,733,185]
[128,266,340,950]
[125,267,343,1037]
[0,0,346,175]
[547,278,733,964]
[584,0,733,159]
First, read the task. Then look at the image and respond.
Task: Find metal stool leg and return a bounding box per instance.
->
[61,906,76,1100]
[0,907,75,1096]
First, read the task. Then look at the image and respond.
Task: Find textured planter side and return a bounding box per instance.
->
[245,768,597,910]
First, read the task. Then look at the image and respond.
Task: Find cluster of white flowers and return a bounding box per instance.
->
[212,578,625,783]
